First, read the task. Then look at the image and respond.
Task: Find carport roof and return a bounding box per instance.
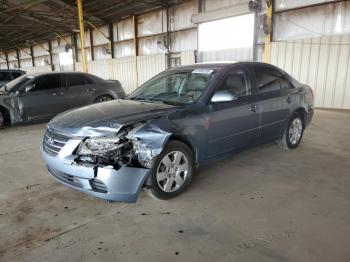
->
[0,0,189,52]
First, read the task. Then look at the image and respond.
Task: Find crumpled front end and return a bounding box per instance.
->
[41,118,172,202]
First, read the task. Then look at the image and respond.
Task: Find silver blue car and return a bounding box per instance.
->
[41,62,314,203]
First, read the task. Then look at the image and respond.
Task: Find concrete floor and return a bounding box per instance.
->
[0,109,349,262]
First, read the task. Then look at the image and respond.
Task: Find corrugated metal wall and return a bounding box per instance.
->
[270,35,350,109]
[199,48,253,62]
[137,54,167,85]
[76,54,167,94]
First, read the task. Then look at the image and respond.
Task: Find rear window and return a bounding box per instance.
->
[12,72,23,78]
[0,72,12,81]
[254,66,291,93]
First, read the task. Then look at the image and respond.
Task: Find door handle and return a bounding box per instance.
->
[287,96,294,104]
[86,88,96,92]
[249,104,258,113]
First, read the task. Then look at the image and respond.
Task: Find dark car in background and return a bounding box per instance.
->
[0,72,126,128]
[41,62,314,203]
[0,69,26,87]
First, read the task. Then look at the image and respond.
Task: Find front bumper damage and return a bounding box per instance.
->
[41,139,150,202]
[41,120,172,203]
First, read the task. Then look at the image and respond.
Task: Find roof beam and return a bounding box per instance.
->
[0,0,46,13]
[48,0,104,24]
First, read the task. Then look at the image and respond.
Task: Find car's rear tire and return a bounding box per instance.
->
[146,140,194,200]
[94,95,114,103]
[278,113,304,150]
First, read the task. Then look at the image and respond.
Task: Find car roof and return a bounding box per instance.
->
[172,61,238,71]
[0,69,26,73]
[25,71,89,77]
[167,61,275,72]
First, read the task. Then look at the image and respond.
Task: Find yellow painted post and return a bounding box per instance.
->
[263,3,272,63]
[77,0,87,72]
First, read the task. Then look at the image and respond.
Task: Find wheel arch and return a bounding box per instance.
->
[169,134,198,167]
[293,107,307,125]
[93,94,115,103]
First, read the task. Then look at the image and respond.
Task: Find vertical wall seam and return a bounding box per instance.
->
[306,39,312,85]
[321,38,331,107]
[340,38,350,108]
[330,36,341,107]
[314,37,322,99]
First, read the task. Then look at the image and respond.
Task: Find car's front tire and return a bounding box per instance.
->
[278,113,304,150]
[94,95,114,103]
[146,140,194,200]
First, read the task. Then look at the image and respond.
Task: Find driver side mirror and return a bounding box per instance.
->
[25,83,35,93]
[211,90,237,103]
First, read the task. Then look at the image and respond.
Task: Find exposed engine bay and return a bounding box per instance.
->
[74,121,172,170]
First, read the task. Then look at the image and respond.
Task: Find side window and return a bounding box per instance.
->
[218,70,251,98]
[254,67,292,94]
[85,76,95,85]
[68,74,86,87]
[34,75,61,91]
[12,72,23,79]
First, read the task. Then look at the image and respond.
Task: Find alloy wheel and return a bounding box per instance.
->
[96,96,112,103]
[156,151,189,193]
[289,118,303,145]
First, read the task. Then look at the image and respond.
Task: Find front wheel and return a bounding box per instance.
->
[94,95,113,103]
[146,140,194,200]
[278,113,304,150]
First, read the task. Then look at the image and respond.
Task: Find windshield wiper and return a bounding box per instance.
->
[128,97,161,103]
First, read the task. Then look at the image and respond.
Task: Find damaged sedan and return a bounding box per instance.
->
[41,62,314,202]
[0,72,125,128]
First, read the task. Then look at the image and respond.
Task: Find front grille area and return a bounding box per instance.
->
[43,129,70,156]
[48,167,82,188]
[90,179,108,193]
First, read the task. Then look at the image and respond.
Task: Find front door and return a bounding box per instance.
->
[206,68,260,158]
[18,74,66,121]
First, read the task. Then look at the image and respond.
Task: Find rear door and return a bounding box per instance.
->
[206,67,260,158]
[18,74,66,121]
[252,65,296,142]
[64,73,96,109]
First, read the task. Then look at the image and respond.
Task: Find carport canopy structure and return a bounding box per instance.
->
[0,0,188,51]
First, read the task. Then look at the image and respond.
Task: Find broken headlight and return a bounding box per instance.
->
[78,137,121,155]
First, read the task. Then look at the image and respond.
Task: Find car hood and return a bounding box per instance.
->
[49,99,182,137]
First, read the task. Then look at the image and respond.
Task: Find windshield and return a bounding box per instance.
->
[128,69,216,105]
[2,74,33,92]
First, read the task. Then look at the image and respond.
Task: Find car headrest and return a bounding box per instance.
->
[225,74,244,90]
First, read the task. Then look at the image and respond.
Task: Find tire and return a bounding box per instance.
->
[278,113,304,150]
[94,95,114,103]
[146,140,194,200]
[0,108,7,129]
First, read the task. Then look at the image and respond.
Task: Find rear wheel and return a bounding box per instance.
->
[94,95,113,103]
[278,113,304,150]
[146,140,194,200]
